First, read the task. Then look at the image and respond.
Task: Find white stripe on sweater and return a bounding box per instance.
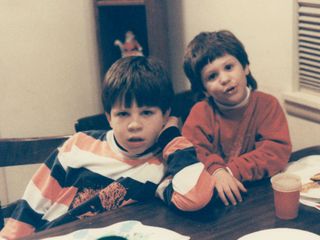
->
[172,162,205,195]
[58,146,165,184]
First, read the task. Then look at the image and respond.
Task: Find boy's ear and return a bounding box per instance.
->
[105,113,112,128]
[162,108,181,130]
[161,108,171,127]
[164,108,171,122]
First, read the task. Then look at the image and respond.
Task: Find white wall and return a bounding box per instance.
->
[0,0,102,138]
[166,0,320,151]
[2,0,320,205]
[0,0,103,204]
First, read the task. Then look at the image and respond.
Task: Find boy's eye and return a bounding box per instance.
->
[225,64,233,71]
[141,110,154,116]
[116,111,129,117]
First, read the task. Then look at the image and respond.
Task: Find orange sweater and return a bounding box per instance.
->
[182,91,292,181]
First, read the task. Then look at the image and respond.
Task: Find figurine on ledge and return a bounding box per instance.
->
[114,31,143,58]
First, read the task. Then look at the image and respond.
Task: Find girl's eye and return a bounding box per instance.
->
[225,64,233,71]
[207,73,217,81]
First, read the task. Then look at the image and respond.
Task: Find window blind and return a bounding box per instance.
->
[298,0,320,90]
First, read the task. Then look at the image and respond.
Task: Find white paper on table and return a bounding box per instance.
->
[238,228,320,240]
[42,220,190,240]
[300,198,320,210]
[284,155,320,199]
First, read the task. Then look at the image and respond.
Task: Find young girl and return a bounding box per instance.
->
[182,30,292,207]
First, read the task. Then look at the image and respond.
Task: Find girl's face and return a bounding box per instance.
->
[106,100,169,156]
[201,54,249,106]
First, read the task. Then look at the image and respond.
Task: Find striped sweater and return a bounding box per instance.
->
[1,129,213,239]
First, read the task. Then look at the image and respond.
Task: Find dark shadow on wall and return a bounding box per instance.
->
[164,0,189,93]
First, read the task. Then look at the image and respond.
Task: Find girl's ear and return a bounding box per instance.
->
[244,65,250,75]
[203,91,210,98]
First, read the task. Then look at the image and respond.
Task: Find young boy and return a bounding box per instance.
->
[182,30,292,207]
[0,56,213,239]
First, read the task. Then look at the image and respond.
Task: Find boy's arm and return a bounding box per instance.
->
[156,125,214,211]
[227,98,292,181]
[0,139,71,240]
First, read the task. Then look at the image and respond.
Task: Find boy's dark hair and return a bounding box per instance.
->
[183,30,257,96]
[102,56,174,114]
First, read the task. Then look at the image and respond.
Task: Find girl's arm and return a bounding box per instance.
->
[182,108,247,206]
[182,102,227,175]
[227,96,292,181]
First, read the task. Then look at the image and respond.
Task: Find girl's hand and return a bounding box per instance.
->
[212,168,247,206]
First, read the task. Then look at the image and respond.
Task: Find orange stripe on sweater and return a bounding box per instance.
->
[59,132,108,156]
[33,164,77,205]
[163,136,193,160]
[0,218,35,240]
[171,170,214,211]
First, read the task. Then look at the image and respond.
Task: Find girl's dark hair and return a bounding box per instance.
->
[183,30,257,97]
[102,56,174,114]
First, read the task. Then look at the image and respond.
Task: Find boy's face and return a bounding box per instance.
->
[106,100,169,155]
[200,54,249,106]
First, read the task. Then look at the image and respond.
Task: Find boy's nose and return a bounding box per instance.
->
[128,119,143,131]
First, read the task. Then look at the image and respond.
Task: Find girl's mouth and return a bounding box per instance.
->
[225,86,236,94]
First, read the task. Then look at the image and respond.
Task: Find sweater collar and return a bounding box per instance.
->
[107,131,160,158]
[214,87,251,110]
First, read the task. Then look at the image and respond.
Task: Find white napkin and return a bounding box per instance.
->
[42,220,190,240]
[284,155,320,209]
[300,198,320,210]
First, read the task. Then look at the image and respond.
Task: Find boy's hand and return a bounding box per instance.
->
[212,168,247,206]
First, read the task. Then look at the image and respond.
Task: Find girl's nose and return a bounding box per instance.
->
[219,72,231,85]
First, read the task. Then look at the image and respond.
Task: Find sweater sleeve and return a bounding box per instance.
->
[0,137,71,240]
[156,127,214,211]
[182,102,227,175]
[227,96,292,181]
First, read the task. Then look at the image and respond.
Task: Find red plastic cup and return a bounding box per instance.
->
[270,173,301,220]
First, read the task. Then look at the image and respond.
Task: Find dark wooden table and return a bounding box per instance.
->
[21,179,320,240]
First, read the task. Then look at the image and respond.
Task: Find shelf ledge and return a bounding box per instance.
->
[283,91,320,123]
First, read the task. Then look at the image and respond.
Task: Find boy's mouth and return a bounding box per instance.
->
[127,137,145,149]
[128,137,144,142]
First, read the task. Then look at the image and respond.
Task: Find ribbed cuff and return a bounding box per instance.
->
[211,167,227,176]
